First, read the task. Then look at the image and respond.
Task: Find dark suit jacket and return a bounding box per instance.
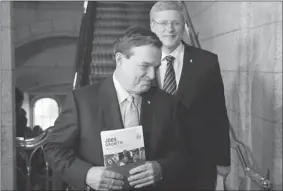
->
[174,42,231,189]
[44,77,187,190]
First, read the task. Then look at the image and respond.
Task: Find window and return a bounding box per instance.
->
[33,97,59,130]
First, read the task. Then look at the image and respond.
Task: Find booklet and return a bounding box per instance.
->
[100,125,146,189]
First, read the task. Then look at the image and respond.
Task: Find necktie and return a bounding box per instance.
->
[163,55,177,95]
[124,95,139,128]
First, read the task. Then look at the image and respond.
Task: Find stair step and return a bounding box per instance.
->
[94,24,128,31]
[91,60,115,66]
[94,20,131,28]
[92,37,117,45]
[91,53,113,58]
[92,43,113,49]
[92,48,114,55]
[96,2,154,7]
[91,71,114,77]
[91,49,113,56]
[92,68,115,74]
[92,68,115,73]
[94,18,149,27]
[95,13,149,20]
[94,19,149,28]
[96,7,150,14]
[93,28,125,36]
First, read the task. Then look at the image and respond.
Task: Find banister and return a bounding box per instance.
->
[16,128,52,191]
[230,133,273,190]
[16,131,48,149]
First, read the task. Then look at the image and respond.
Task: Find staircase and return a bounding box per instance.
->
[89,1,154,84]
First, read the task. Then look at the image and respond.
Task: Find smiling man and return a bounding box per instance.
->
[44,26,188,191]
[150,1,231,190]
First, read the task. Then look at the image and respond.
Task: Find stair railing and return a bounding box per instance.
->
[229,125,273,190]
[180,1,201,48]
[180,1,273,190]
[16,129,51,191]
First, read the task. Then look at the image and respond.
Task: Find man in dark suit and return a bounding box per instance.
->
[44,26,187,191]
[150,2,231,190]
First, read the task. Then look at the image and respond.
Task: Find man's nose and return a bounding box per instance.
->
[165,23,175,31]
[147,67,155,80]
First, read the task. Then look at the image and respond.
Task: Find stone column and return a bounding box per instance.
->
[0,1,16,190]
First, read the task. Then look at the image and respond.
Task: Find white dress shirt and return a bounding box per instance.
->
[156,43,185,89]
[113,72,141,127]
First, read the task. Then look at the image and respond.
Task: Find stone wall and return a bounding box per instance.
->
[14,1,83,94]
[13,1,83,48]
[184,2,282,190]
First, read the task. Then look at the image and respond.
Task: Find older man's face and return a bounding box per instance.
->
[151,10,185,52]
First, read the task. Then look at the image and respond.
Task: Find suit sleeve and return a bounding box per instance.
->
[43,92,93,189]
[206,55,231,166]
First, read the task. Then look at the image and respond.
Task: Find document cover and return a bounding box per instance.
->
[100,126,146,189]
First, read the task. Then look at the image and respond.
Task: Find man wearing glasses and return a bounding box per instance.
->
[150,1,231,190]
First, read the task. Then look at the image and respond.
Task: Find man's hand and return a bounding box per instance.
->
[127,161,162,188]
[86,166,124,191]
[217,165,231,177]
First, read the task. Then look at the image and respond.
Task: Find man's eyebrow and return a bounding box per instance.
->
[139,60,160,66]
[157,19,181,22]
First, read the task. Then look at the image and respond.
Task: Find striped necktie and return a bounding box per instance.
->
[163,55,177,95]
[124,95,139,128]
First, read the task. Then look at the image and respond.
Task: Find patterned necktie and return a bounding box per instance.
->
[163,55,177,95]
[124,95,139,128]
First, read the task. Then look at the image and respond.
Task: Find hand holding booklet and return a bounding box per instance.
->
[100,125,146,189]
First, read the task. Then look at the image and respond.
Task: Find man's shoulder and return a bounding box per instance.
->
[71,77,114,101]
[71,83,102,100]
[183,43,218,58]
[73,83,100,94]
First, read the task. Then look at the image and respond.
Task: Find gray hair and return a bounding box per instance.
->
[150,1,185,22]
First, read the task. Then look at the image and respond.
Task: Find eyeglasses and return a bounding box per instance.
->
[152,20,183,28]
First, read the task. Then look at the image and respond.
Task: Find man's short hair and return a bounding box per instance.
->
[113,26,162,58]
[150,1,185,21]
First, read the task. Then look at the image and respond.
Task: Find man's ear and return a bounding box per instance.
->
[115,52,124,67]
[150,21,154,31]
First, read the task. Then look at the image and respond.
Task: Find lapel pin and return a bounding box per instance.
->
[190,59,193,63]
[147,100,151,104]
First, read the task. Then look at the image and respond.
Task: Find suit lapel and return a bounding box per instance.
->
[175,43,198,109]
[100,77,124,131]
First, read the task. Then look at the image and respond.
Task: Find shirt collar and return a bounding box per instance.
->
[113,72,130,104]
[161,43,184,61]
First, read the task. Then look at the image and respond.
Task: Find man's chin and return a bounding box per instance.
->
[139,84,151,93]
[143,85,151,90]
[163,41,178,50]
